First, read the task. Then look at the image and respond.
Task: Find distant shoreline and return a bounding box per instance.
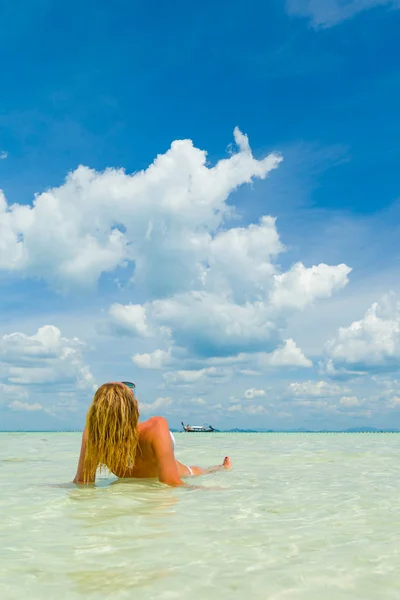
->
[1,428,399,434]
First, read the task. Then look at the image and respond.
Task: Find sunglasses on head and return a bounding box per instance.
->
[121,381,136,390]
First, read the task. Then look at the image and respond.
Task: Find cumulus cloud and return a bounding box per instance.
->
[0,325,95,389]
[108,261,349,361]
[339,396,361,408]
[259,339,312,368]
[0,150,7,160]
[163,367,222,385]
[132,348,171,369]
[186,397,206,405]
[270,263,351,311]
[152,292,280,357]
[228,395,241,403]
[203,216,283,301]
[286,0,400,29]
[0,383,28,403]
[289,380,346,397]
[0,128,282,292]
[8,400,46,412]
[124,282,340,360]
[227,402,268,415]
[202,339,311,370]
[246,404,268,415]
[389,395,400,408]
[1,128,350,368]
[148,257,349,359]
[244,388,266,399]
[228,403,243,412]
[139,396,172,414]
[106,303,153,338]
[323,295,400,375]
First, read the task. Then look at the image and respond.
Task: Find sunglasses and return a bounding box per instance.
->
[121,381,136,390]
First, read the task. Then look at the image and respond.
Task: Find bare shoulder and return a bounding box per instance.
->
[143,416,171,451]
[144,416,170,436]
[145,415,168,427]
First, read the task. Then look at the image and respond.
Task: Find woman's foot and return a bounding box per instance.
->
[223,456,232,469]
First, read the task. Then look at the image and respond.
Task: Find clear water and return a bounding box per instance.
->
[1,432,399,600]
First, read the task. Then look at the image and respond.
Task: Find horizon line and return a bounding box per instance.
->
[1,428,399,434]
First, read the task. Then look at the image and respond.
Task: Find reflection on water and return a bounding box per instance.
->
[63,479,179,594]
[1,432,400,600]
[70,565,172,595]
[66,480,179,522]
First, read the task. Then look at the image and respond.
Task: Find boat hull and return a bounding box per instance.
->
[184,429,215,433]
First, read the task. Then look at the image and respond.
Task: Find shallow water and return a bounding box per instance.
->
[1,432,399,599]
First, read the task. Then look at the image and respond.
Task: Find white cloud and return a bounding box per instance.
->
[0,128,281,292]
[200,339,311,370]
[286,0,400,29]
[228,404,243,412]
[318,358,365,379]
[339,396,361,408]
[0,150,7,160]
[270,263,351,311]
[132,348,171,369]
[244,388,265,399]
[152,292,281,357]
[139,396,172,414]
[8,400,46,412]
[227,401,268,415]
[389,396,400,408]
[0,383,28,405]
[143,260,349,359]
[324,295,400,374]
[203,216,283,301]
[77,366,96,390]
[372,376,400,390]
[228,395,241,403]
[163,367,220,385]
[289,380,346,397]
[106,303,153,338]
[186,397,206,406]
[149,278,345,359]
[0,325,95,388]
[246,404,268,415]
[1,128,350,369]
[259,338,312,368]
[294,399,331,410]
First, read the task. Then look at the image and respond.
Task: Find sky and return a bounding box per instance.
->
[1,0,400,431]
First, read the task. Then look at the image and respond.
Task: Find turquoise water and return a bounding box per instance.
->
[1,432,399,599]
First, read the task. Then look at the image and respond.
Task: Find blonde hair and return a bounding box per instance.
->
[83,382,140,483]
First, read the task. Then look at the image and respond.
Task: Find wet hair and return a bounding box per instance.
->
[83,382,140,483]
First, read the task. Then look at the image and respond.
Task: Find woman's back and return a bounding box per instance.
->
[112,417,165,479]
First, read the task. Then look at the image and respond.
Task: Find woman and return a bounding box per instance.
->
[73,382,231,486]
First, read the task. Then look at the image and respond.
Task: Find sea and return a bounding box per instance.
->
[1,432,399,599]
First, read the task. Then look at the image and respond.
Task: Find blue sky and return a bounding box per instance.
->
[1,0,400,431]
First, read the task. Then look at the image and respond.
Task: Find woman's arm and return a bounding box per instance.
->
[151,418,184,487]
[73,427,95,484]
[152,419,232,485]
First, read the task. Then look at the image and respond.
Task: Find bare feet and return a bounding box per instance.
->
[223,456,232,469]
